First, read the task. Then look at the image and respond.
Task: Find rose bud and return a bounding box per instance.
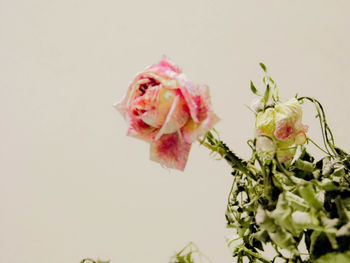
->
[255,98,308,163]
[274,98,308,142]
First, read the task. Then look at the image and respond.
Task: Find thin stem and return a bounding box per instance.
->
[298,96,337,157]
[226,177,237,216]
[275,157,293,181]
[239,245,271,263]
[307,137,329,155]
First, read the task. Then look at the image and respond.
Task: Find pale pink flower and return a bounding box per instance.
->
[274,98,308,142]
[115,57,219,170]
[255,98,308,163]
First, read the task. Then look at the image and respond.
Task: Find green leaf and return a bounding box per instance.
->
[315,252,350,263]
[186,252,193,262]
[263,84,270,106]
[298,184,323,210]
[175,255,186,263]
[320,178,338,191]
[250,81,261,96]
[294,159,316,173]
[269,230,296,251]
[259,62,267,72]
[284,191,309,211]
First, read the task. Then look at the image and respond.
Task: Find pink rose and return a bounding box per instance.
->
[255,98,308,144]
[255,98,308,163]
[115,57,219,170]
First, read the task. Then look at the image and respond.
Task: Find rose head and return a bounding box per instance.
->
[256,98,308,143]
[115,57,219,170]
[255,98,308,163]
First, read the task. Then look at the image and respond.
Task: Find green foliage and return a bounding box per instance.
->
[197,64,350,262]
[169,242,212,263]
[250,81,261,96]
[315,251,350,263]
[259,62,267,72]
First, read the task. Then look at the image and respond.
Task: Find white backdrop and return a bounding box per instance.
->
[1,1,350,262]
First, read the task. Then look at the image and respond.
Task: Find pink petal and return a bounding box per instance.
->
[125,114,159,142]
[150,132,191,171]
[274,121,294,141]
[114,77,150,118]
[149,56,182,74]
[155,94,190,140]
[178,83,212,123]
[274,121,308,142]
[182,112,219,143]
[181,84,219,142]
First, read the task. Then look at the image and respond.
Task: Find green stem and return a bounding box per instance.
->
[307,137,329,155]
[239,245,271,263]
[298,97,337,157]
[200,131,256,180]
[226,177,237,216]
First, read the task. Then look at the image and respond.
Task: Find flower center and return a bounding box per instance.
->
[138,77,160,95]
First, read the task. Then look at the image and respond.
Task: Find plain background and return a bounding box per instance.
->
[1,0,350,262]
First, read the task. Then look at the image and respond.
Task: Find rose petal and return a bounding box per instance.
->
[155,94,190,140]
[125,114,158,142]
[114,76,153,118]
[255,108,276,136]
[178,80,203,123]
[150,132,191,171]
[274,120,308,142]
[182,112,219,143]
[181,85,219,142]
[149,55,182,75]
[275,98,303,123]
[137,86,167,128]
[274,120,295,141]
[295,133,307,145]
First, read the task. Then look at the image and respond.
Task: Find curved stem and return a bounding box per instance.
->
[298,96,337,157]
